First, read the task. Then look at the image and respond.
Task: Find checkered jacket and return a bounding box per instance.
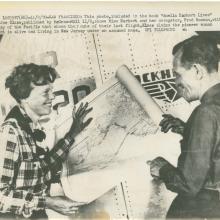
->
[0,109,72,215]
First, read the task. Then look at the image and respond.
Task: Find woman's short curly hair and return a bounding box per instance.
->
[5,63,58,103]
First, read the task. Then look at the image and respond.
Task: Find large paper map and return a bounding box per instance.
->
[57,68,181,211]
[57,75,158,176]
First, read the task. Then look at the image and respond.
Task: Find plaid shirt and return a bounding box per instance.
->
[0,107,72,216]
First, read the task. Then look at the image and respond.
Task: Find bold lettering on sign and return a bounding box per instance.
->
[72,85,91,104]
[53,90,69,110]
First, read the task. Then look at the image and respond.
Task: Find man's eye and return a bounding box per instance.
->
[177,84,184,89]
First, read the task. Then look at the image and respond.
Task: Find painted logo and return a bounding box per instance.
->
[135,69,179,103]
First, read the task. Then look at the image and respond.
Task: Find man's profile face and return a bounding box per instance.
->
[24,83,55,116]
[173,50,200,102]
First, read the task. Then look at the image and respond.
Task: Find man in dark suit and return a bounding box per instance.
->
[150,35,220,218]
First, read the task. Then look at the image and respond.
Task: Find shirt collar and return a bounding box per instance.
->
[200,83,220,104]
[19,105,40,125]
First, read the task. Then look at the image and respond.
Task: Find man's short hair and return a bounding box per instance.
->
[172,35,220,73]
[5,63,57,103]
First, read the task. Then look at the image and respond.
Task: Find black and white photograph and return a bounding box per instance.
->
[0,2,220,219]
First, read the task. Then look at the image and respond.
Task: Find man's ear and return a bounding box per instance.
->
[193,64,206,80]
